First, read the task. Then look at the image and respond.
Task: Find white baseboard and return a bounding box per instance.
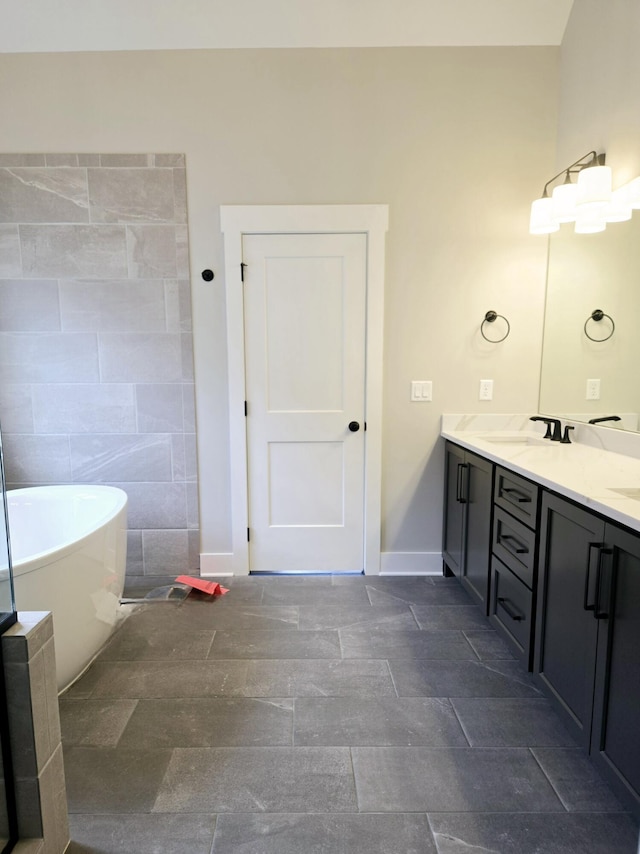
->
[379,551,443,576]
[199,553,245,577]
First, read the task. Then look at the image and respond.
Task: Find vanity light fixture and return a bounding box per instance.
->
[551,172,579,224]
[530,151,606,234]
[529,151,640,235]
[624,177,640,208]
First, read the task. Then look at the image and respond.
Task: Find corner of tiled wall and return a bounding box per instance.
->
[0,153,200,581]
[2,612,69,854]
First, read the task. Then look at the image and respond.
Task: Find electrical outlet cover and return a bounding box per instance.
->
[479,379,493,401]
[586,378,601,400]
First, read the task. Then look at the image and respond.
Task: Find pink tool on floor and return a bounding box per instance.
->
[175,575,229,596]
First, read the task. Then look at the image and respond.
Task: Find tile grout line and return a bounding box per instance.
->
[386,659,401,698]
[337,627,346,660]
[528,746,572,813]
[204,629,217,659]
[461,629,485,661]
[408,603,421,629]
[447,698,474,748]
[347,747,362,815]
[207,815,220,854]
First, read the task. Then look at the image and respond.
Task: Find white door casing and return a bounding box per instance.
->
[215,205,388,576]
[243,232,366,572]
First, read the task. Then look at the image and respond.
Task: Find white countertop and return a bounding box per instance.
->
[441,414,640,534]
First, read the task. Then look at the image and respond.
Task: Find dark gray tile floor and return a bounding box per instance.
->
[61,575,640,853]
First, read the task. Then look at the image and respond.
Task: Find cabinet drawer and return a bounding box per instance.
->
[492,506,536,588]
[490,556,533,662]
[494,466,539,528]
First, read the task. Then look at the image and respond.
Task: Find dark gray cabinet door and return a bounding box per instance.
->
[591,523,640,815]
[462,453,493,611]
[534,492,605,749]
[442,443,493,612]
[442,442,466,577]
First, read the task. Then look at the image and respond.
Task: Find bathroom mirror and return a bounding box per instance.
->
[539,216,640,431]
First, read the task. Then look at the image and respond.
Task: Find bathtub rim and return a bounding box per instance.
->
[6,484,128,578]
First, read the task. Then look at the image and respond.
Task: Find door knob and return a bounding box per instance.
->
[348,421,360,432]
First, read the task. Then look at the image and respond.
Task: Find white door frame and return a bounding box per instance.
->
[218,204,388,576]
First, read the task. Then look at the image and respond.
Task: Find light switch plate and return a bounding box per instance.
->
[411,381,432,402]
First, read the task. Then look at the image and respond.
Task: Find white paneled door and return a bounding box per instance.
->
[242,232,367,573]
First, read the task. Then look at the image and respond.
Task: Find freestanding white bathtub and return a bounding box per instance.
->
[6,485,129,692]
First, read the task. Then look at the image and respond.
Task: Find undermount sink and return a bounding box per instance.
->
[608,487,640,501]
[480,433,551,447]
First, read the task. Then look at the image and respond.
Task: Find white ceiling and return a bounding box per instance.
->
[0,0,574,53]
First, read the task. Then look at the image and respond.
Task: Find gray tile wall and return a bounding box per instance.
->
[0,153,199,579]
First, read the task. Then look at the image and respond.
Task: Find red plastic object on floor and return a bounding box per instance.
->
[175,575,229,596]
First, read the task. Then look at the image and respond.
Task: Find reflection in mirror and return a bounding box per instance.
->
[539,217,640,431]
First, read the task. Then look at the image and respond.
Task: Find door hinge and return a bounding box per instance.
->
[240,262,247,282]
[247,527,250,542]
[364,422,367,431]
[244,400,248,417]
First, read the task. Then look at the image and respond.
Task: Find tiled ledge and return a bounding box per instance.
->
[2,613,69,854]
[13,840,44,853]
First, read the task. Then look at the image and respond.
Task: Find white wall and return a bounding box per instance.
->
[0,47,557,568]
[0,0,574,52]
[557,0,640,183]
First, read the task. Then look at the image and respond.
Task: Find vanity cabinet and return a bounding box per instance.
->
[534,491,640,815]
[489,467,539,667]
[441,437,640,817]
[442,442,493,612]
[592,523,640,816]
